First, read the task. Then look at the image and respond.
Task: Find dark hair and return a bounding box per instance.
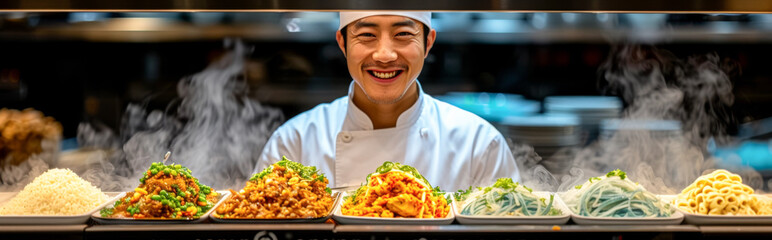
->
[340,24,431,54]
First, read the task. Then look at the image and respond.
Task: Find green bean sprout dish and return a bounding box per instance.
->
[561,170,673,218]
[455,178,562,217]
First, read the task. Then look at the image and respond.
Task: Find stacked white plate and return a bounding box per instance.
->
[599,119,683,140]
[544,96,622,145]
[499,115,580,174]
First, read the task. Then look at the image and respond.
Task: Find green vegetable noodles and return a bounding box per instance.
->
[561,169,673,217]
[455,178,562,216]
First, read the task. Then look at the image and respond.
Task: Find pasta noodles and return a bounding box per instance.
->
[561,169,673,217]
[455,178,561,216]
[757,195,772,215]
[341,162,450,218]
[674,169,771,215]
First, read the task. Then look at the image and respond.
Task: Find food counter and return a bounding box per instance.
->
[2,1,772,240]
[10,223,772,240]
[1,166,771,240]
[0,224,86,240]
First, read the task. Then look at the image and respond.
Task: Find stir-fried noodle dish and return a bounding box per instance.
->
[455,178,562,216]
[674,169,772,215]
[215,156,334,218]
[561,170,673,217]
[341,162,450,218]
[100,162,219,219]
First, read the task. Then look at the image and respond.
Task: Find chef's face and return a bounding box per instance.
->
[336,15,436,104]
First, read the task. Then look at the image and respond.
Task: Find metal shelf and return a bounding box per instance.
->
[4,23,772,44]
[1,0,771,12]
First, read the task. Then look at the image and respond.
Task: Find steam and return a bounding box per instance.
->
[0,138,59,191]
[518,44,758,194]
[602,46,737,146]
[0,40,757,195]
[0,157,50,191]
[78,39,284,191]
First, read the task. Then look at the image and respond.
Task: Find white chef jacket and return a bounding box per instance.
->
[255,81,520,191]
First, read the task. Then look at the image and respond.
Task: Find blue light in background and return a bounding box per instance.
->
[713,141,772,170]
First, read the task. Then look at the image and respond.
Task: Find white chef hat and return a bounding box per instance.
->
[338,12,432,31]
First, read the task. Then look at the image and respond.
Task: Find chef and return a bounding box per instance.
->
[255,12,519,191]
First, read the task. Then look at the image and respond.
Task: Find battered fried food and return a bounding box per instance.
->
[0,108,62,167]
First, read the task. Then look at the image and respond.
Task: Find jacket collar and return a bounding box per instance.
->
[343,80,425,131]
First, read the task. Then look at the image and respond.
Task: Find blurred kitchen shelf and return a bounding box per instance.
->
[254,83,473,109]
[3,20,772,43]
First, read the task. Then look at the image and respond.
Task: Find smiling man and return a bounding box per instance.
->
[255,12,519,191]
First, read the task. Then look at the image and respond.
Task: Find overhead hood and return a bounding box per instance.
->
[0,0,771,13]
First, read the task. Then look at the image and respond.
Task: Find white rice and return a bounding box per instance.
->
[0,168,109,215]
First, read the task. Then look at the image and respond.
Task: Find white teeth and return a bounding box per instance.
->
[372,71,397,79]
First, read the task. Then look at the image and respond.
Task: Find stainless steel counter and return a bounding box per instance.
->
[85,223,336,240]
[701,226,772,233]
[2,224,772,239]
[334,224,700,233]
[333,224,703,240]
[0,224,87,240]
[86,223,334,232]
[0,224,87,232]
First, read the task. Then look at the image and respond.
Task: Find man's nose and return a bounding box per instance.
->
[372,39,398,63]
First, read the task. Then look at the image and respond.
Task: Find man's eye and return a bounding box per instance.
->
[357,33,376,38]
[396,32,415,37]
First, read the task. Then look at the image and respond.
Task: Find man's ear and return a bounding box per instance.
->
[425,28,437,58]
[336,30,346,57]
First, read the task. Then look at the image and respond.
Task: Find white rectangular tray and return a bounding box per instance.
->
[332,192,454,225]
[91,190,228,224]
[566,194,684,225]
[0,191,120,225]
[670,194,772,225]
[681,211,772,225]
[454,191,571,225]
[210,192,341,223]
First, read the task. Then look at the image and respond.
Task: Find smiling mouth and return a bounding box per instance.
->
[368,70,403,79]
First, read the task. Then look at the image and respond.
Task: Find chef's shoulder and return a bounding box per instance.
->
[427,95,501,139]
[273,96,348,137]
[427,95,519,183]
[258,96,347,165]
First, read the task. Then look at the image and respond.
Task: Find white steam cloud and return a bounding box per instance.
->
[0,138,59,191]
[518,44,761,194]
[77,39,284,191]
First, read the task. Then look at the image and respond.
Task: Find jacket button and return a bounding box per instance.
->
[420,128,428,137]
[341,132,353,143]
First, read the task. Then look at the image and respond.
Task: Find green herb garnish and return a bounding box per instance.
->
[455,186,474,202]
[606,169,627,180]
[351,162,441,200]
[589,177,601,183]
[250,156,327,182]
[100,208,114,217]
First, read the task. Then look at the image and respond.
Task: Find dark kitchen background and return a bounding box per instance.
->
[2,12,772,183]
